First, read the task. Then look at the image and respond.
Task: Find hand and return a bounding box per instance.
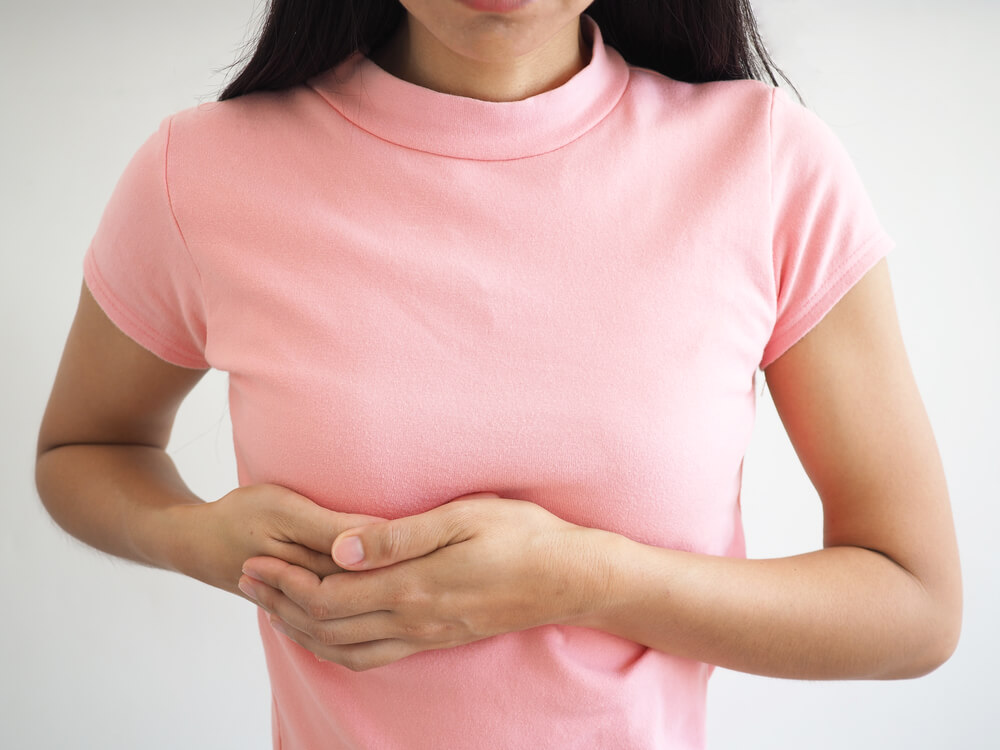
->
[239,492,609,671]
[169,483,385,600]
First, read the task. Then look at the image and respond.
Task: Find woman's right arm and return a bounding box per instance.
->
[35,280,383,598]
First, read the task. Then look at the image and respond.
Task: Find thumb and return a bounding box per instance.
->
[276,486,386,554]
[331,503,471,570]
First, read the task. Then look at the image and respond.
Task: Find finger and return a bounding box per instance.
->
[238,568,388,632]
[238,575,285,612]
[331,503,470,571]
[264,598,399,647]
[271,542,344,578]
[241,556,321,610]
[277,490,386,556]
[267,619,416,672]
[241,574,332,634]
[242,556,390,620]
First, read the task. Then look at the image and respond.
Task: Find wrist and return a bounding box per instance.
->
[140,501,205,576]
[561,526,631,631]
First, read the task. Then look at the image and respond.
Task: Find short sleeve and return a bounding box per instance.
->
[759,87,896,370]
[82,114,209,370]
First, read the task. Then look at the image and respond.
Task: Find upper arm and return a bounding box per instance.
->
[36,280,208,456]
[762,258,961,635]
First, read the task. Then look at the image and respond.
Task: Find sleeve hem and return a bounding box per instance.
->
[758,227,895,371]
[83,247,210,370]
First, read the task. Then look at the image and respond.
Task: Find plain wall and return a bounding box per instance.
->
[3,1,996,747]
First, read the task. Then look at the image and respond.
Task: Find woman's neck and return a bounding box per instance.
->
[367,13,590,102]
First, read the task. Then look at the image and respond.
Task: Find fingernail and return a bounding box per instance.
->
[238,579,257,601]
[269,617,288,637]
[334,536,365,565]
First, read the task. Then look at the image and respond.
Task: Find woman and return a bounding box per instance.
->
[35,1,962,748]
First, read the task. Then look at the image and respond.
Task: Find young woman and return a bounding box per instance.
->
[35,1,962,748]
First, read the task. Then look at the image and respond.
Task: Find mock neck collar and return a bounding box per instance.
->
[306,14,629,161]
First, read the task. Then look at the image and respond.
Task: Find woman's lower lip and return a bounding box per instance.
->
[455,0,537,12]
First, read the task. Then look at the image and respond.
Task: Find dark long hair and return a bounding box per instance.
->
[217,0,800,103]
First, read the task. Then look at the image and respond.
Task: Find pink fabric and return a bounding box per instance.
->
[82,14,894,749]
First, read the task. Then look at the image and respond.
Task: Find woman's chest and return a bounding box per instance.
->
[208,223,765,553]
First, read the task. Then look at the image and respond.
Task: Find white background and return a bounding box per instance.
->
[2,1,996,747]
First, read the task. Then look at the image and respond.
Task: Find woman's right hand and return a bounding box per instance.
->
[166,483,386,600]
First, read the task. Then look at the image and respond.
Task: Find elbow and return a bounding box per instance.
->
[883,579,963,680]
[921,600,963,676]
[893,621,960,679]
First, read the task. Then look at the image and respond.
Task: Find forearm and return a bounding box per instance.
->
[35,443,203,572]
[575,531,957,680]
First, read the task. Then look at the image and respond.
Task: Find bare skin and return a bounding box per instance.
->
[367,0,594,101]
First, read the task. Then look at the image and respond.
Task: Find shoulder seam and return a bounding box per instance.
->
[163,113,208,349]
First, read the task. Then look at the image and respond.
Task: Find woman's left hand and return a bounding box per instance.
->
[238,493,610,671]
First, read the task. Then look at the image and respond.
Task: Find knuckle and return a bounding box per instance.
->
[401,619,435,641]
[443,502,476,538]
[388,574,421,608]
[315,626,339,648]
[306,598,330,620]
[444,501,472,526]
[383,584,403,608]
[381,523,409,561]
[270,512,295,540]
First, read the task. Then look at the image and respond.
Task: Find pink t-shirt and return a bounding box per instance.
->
[82,14,894,749]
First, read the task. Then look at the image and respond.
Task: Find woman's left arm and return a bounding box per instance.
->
[241,257,962,677]
[580,256,962,679]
